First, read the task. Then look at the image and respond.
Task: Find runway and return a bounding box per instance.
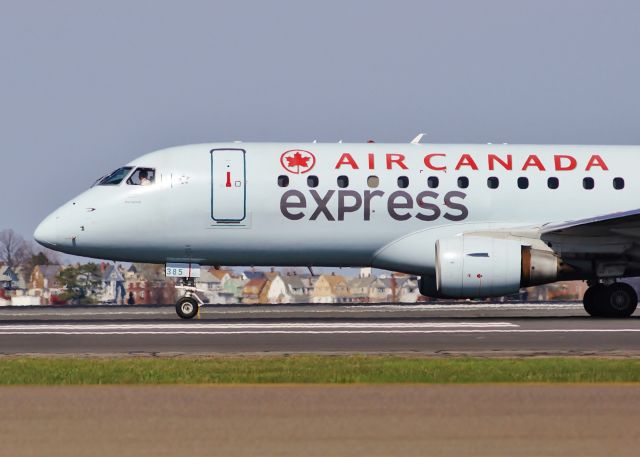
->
[2,302,640,356]
[3,304,640,457]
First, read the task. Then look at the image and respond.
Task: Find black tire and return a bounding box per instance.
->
[176,297,199,319]
[600,283,638,318]
[583,284,607,317]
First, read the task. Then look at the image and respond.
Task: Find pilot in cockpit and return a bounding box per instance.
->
[139,170,151,186]
[127,168,155,186]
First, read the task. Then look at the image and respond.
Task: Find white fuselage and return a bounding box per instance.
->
[34,142,636,276]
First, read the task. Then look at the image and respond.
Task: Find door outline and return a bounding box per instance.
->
[210,148,246,222]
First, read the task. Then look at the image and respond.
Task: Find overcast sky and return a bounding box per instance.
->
[3,0,640,240]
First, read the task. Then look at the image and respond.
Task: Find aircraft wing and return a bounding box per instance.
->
[538,208,640,258]
[541,208,640,238]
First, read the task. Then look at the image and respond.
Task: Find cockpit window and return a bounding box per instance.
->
[97,167,133,186]
[127,168,156,186]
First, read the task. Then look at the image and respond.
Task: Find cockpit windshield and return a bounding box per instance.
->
[97,167,133,186]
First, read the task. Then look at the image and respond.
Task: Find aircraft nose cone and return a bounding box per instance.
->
[34,214,59,248]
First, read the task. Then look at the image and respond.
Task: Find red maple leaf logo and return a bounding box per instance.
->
[286,152,310,169]
[280,150,316,174]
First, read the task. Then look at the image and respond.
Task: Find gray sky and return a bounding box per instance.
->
[3,0,640,240]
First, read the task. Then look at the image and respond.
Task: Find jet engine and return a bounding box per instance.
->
[419,236,559,298]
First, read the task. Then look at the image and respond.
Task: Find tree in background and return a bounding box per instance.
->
[57,263,102,304]
[1,229,61,288]
[0,229,29,268]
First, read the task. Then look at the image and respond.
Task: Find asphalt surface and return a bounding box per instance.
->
[2,303,639,457]
[2,385,640,457]
[2,302,640,356]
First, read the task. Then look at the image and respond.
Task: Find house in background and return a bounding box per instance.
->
[197,268,237,304]
[398,277,420,302]
[278,274,310,303]
[368,277,392,302]
[266,274,303,303]
[222,277,248,303]
[242,278,268,304]
[12,266,29,291]
[126,263,175,305]
[0,266,17,290]
[311,274,351,303]
[298,274,318,297]
[29,265,63,302]
[210,269,232,284]
[348,275,375,302]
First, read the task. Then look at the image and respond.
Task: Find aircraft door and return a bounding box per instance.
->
[210,149,246,222]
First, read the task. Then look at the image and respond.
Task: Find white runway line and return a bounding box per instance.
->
[0,322,519,331]
[0,310,175,317]
[0,321,517,335]
[1,321,640,335]
[347,304,583,311]
[1,329,640,336]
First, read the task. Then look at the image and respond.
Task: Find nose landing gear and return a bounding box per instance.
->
[583,282,638,317]
[174,277,206,320]
[166,263,205,319]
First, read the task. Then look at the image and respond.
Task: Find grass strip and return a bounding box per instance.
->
[0,356,639,385]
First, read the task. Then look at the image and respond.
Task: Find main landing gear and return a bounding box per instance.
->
[583,282,638,318]
[175,277,205,319]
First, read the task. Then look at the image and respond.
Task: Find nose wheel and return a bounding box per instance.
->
[583,282,638,317]
[176,296,199,319]
[174,277,205,319]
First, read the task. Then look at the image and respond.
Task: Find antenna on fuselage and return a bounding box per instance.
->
[410,133,426,144]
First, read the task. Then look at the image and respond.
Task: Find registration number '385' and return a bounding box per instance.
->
[165,263,201,278]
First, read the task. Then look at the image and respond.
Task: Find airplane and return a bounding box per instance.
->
[34,138,640,319]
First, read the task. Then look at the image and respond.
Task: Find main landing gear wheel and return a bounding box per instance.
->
[602,283,638,318]
[176,297,199,319]
[583,283,638,318]
[583,284,607,317]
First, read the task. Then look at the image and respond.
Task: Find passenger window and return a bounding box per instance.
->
[427,176,439,188]
[614,177,625,190]
[517,177,529,189]
[583,177,594,190]
[457,176,469,189]
[277,175,289,187]
[367,175,379,188]
[487,177,499,189]
[337,175,349,188]
[397,176,409,188]
[97,167,133,186]
[307,175,319,188]
[547,177,559,189]
[127,168,156,186]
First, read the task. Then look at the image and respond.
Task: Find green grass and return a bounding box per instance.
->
[1,356,640,385]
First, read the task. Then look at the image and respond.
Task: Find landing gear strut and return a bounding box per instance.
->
[583,282,638,318]
[175,277,205,319]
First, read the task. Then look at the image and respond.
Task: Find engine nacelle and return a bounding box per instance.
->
[419,236,559,298]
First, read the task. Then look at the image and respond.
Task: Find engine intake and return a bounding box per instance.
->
[419,236,559,298]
